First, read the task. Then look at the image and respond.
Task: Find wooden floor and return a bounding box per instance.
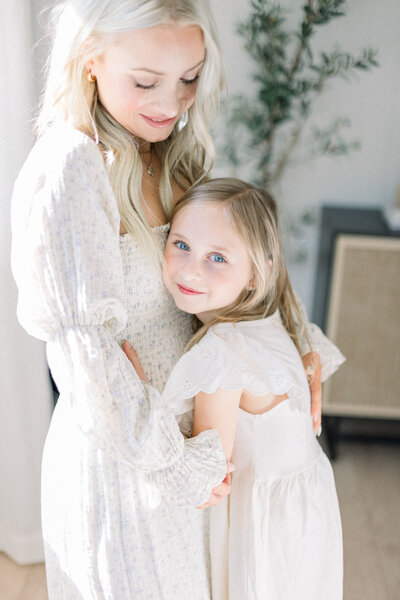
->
[0,440,399,600]
[0,552,48,600]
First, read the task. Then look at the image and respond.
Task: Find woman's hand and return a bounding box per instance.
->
[302,352,322,436]
[122,340,148,383]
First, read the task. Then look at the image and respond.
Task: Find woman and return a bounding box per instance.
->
[11,1,339,598]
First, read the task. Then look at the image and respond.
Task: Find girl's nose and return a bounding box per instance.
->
[182,258,203,281]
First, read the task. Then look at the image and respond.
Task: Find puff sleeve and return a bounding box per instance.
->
[163,318,312,418]
[11,126,225,504]
[294,293,345,381]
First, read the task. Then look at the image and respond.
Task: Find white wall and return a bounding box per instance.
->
[210,0,400,313]
[28,0,400,313]
[0,0,53,564]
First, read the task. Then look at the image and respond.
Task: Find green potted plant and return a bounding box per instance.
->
[223,0,378,187]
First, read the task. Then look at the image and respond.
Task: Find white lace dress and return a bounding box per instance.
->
[12,123,343,600]
[11,124,226,600]
[163,314,345,600]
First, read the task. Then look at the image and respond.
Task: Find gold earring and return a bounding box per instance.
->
[87,71,96,83]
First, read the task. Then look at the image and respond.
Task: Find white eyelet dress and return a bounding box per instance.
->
[11,124,226,600]
[163,313,345,600]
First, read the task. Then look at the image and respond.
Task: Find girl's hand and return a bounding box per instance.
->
[196,462,234,509]
[122,340,148,383]
[196,474,231,509]
[302,352,322,436]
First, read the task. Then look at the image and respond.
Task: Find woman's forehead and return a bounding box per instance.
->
[107,24,205,72]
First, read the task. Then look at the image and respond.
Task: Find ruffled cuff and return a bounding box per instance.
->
[149,429,226,508]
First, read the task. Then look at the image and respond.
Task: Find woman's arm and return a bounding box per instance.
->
[11,126,226,506]
[294,293,345,433]
[294,292,345,382]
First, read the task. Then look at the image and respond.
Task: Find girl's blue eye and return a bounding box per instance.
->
[210,253,226,263]
[175,241,190,251]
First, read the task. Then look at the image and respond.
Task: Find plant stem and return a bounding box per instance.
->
[287,0,313,82]
[271,122,303,184]
[271,71,324,183]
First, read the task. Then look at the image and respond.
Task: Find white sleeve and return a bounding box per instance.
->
[294,293,345,381]
[11,127,225,504]
[163,324,311,417]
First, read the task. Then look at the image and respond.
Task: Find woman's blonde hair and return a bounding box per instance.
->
[37,0,224,261]
[171,178,310,355]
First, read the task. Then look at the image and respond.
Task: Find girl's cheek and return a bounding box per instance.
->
[206,265,227,285]
[164,248,180,275]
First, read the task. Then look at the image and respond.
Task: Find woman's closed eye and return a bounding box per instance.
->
[134,73,200,91]
[134,80,157,90]
[181,73,200,86]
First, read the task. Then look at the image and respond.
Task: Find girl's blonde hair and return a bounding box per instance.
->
[171,178,310,355]
[37,0,224,261]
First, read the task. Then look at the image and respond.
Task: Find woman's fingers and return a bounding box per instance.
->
[122,340,148,383]
[310,377,322,435]
[302,351,322,435]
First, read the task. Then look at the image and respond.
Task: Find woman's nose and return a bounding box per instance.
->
[154,86,181,118]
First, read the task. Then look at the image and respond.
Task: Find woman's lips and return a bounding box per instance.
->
[140,114,176,128]
[177,283,205,296]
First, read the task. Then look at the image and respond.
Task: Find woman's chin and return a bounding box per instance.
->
[126,123,177,144]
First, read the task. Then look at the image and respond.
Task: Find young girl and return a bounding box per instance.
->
[160,178,344,599]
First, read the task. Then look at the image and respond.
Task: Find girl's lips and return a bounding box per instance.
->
[140,114,176,128]
[177,283,205,296]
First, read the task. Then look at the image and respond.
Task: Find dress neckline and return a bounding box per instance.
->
[212,311,281,330]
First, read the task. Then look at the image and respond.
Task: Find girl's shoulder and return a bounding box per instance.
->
[204,312,298,360]
[163,314,311,417]
[208,312,284,345]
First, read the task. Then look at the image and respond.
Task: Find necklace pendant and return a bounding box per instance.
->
[147,163,155,177]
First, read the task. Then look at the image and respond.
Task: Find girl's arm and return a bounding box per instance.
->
[123,341,232,508]
[192,388,243,460]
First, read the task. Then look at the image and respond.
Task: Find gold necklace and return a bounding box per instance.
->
[140,144,155,177]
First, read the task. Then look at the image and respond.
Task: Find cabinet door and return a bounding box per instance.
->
[323,234,400,418]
